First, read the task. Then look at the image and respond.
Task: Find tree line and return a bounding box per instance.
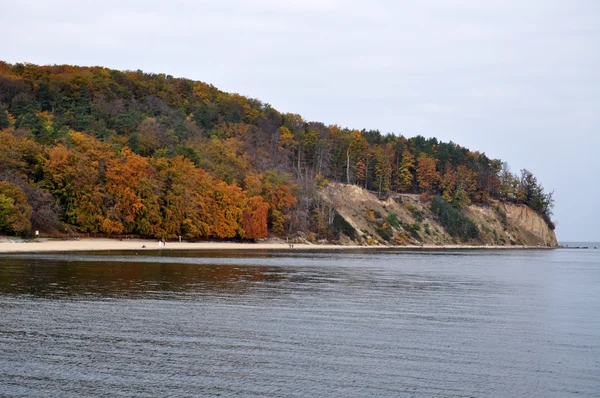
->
[0,62,555,237]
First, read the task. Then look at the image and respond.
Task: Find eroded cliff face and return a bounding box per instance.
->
[503,203,557,246]
[321,183,557,246]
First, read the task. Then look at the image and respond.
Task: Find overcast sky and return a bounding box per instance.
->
[2,0,598,241]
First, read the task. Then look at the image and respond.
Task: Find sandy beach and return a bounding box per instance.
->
[0,237,555,253]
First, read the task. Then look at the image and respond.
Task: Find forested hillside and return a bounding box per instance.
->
[0,62,555,240]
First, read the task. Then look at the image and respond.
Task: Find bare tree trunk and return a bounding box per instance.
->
[297,147,301,179]
[328,201,335,225]
[346,148,350,184]
[364,158,369,189]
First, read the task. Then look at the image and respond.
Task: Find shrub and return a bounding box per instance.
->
[365,208,376,221]
[332,211,356,240]
[430,196,479,240]
[403,222,421,239]
[376,221,393,241]
[412,210,424,222]
[385,212,401,228]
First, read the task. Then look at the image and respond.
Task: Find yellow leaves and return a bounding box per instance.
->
[373,143,394,193]
[366,208,376,221]
[35,111,53,122]
[456,165,477,193]
[105,148,156,232]
[217,122,251,139]
[397,149,416,191]
[99,218,124,234]
[0,128,43,175]
[316,173,329,189]
[416,154,439,193]
[231,93,263,124]
[440,165,457,201]
[278,126,296,152]
[261,170,297,234]
[349,130,368,157]
[243,172,263,197]
[192,82,215,104]
[0,182,32,234]
[401,148,415,169]
[199,138,248,185]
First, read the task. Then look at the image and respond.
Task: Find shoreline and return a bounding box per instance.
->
[0,238,556,254]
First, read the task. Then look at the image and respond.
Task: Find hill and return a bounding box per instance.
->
[0,61,555,244]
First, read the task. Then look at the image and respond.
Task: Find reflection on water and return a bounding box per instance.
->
[1,249,599,397]
[0,249,493,299]
[0,252,284,298]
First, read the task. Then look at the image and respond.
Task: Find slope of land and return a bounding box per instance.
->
[0,61,556,243]
[321,183,557,246]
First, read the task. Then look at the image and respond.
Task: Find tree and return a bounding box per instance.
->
[396,147,415,192]
[453,165,477,208]
[440,165,457,202]
[196,137,249,185]
[416,154,439,193]
[0,181,32,234]
[0,106,9,129]
[499,162,519,201]
[261,170,297,234]
[0,61,557,237]
[349,130,368,186]
[43,132,113,232]
[373,143,394,195]
[105,147,161,235]
[240,196,269,239]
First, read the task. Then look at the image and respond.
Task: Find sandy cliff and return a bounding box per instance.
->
[321,183,557,247]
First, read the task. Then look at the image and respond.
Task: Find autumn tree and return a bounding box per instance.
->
[240,196,269,239]
[440,165,457,202]
[348,130,368,186]
[43,132,113,232]
[373,143,394,195]
[0,62,556,235]
[0,181,32,234]
[261,170,297,234]
[195,137,249,185]
[416,154,439,193]
[0,106,10,129]
[396,147,415,192]
[453,165,478,208]
[105,147,162,236]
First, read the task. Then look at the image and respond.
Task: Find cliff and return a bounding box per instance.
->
[321,183,557,247]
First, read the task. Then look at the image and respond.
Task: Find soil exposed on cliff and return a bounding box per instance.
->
[321,183,557,247]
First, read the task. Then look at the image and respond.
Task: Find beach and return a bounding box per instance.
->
[0,237,554,253]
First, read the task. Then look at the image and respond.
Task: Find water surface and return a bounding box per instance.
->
[1,248,599,397]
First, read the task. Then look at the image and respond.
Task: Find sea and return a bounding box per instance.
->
[0,246,599,397]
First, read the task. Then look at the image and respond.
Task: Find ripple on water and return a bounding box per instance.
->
[0,249,599,397]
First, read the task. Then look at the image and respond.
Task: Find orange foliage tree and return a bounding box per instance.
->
[416,154,439,193]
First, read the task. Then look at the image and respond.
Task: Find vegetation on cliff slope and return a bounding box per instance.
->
[0,61,555,239]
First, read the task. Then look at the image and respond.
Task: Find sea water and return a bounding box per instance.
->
[0,248,599,397]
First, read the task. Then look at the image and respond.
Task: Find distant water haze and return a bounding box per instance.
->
[1,0,598,241]
[560,242,600,248]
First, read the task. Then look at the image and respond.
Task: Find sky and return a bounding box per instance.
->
[2,0,599,241]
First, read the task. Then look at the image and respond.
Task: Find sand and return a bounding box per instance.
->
[0,237,554,254]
